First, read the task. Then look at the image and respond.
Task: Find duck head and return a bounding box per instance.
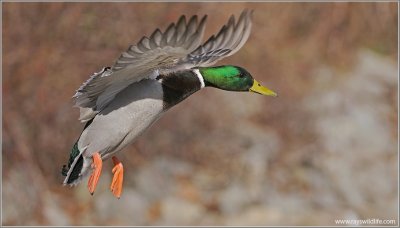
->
[197,65,277,96]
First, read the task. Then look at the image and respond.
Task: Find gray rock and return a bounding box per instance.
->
[94,188,150,225]
[219,182,250,215]
[43,193,71,226]
[135,157,193,200]
[158,196,205,225]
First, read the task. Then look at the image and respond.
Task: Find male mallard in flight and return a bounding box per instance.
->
[62,9,276,198]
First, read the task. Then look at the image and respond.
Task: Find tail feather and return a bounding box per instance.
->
[62,118,94,185]
[62,142,84,185]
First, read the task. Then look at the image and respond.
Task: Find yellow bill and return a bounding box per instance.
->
[249,79,277,97]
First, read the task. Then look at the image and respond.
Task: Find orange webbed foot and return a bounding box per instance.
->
[110,156,124,199]
[87,152,102,195]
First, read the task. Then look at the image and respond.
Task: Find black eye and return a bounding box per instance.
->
[239,74,245,78]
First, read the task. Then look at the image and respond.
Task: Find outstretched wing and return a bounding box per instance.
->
[73,10,253,119]
[111,15,208,72]
[182,9,253,67]
[74,15,207,112]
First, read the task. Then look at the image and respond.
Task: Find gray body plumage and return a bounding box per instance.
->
[79,80,164,158]
[64,80,165,185]
[62,10,253,185]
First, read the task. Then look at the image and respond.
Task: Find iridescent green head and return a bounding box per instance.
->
[197,65,277,96]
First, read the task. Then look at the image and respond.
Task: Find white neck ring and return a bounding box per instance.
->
[193,69,205,88]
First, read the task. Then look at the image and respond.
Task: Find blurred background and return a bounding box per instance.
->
[2,2,398,226]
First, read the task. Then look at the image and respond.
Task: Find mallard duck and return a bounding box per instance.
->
[62,9,276,198]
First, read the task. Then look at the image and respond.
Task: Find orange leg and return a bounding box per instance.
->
[87,152,102,195]
[110,156,124,199]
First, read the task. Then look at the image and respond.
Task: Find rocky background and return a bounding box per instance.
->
[2,2,398,226]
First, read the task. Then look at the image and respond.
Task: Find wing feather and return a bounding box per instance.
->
[150,29,162,47]
[73,10,253,117]
[74,14,208,113]
[176,16,187,42]
[184,9,253,67]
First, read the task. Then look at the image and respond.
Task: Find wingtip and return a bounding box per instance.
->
[199,14,208,26]
[177,14,187,25]
[241,8,254,18]
[249,9,254,17]
[178,14,186,20]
